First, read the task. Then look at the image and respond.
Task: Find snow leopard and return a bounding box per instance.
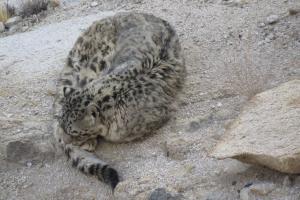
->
[53,12,186,189]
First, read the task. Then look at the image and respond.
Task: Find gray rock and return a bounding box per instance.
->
[6,141,37,162]
[240,187,251,200]
[205,192,226,200]
[249,182,275,195]
[0,22,5,32]
[214,108,234,121]
[163,138,190,160]
[266,14,279,24]
[240,182,275,200]
[149,188,182,200]
[221,0,248,7]
[48,0,60,8]
[258,22,266,28]
[8,25,19,33]
[212,80,300,173]
[91,1,98,7]
[5,16,22,28]
[6,140,55,164]
[188,121,201,132]
[265,33,276,43]
[22,26,29,32]
[288,8,300,15]
[114,177,155,199]
[115,178,182,200]
[258,40,265,46]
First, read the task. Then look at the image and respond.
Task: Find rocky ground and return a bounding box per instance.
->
[0,0,299,199]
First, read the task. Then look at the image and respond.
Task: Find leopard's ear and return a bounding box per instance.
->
[63,87,75,97]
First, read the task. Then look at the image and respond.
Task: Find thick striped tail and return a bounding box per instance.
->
[64,144,119,189]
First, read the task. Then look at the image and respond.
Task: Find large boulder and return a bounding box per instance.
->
[5,16,22,28]
[5,138,55,165]
[212,80,300,174]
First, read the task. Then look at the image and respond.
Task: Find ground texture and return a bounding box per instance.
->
[0,0,299,199]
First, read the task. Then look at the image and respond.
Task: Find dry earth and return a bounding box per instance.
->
[0,0,300,199]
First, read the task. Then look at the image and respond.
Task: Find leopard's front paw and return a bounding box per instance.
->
[54,124,72,147]
[80,139,98,152]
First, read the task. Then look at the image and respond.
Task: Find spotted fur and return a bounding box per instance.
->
[53,12,186,189]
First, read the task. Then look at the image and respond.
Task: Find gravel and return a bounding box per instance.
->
[0,0,299,199]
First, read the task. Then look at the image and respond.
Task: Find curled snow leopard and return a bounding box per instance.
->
[53,12,186,189]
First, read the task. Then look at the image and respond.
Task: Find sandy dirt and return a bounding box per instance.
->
[0,0,300,199]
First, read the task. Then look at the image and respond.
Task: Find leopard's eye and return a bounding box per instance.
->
[92,111,97,118]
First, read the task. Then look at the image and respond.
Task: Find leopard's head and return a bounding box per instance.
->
[58,87,107,140]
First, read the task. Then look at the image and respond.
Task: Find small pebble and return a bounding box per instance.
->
[91,1,98,7]
[240,182,275,200]
[22,26,29,32]
[250,183,275,195]
[258,40,264,46]
[188,121,200,132]
[265,33,275,43]
[266,14,279,24]
[288,8,300,15]
[258,22,266,28]
[149,188,182,200]
[26,161,32,168]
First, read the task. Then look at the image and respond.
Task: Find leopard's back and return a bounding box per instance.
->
[58,12,184,91]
